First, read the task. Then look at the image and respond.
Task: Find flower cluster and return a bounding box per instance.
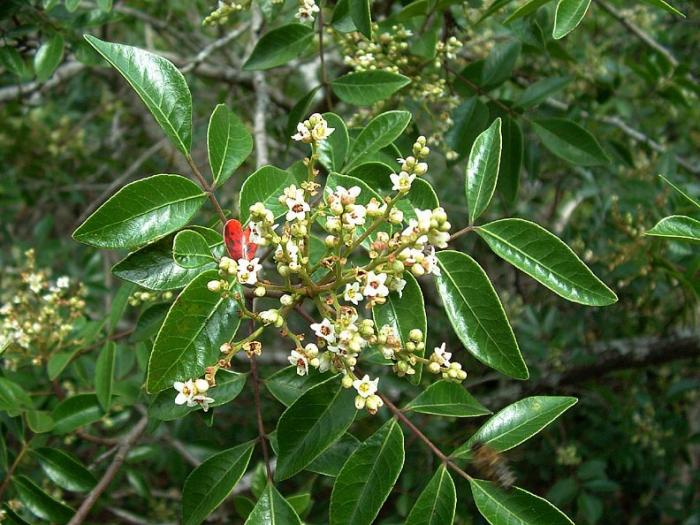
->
[182,114,466,414]
[174,377,214,411]
[0,250,86,369]
[295,0,320,22]
[203,0,253,25]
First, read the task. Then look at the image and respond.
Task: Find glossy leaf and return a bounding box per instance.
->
[445,97,489,161]
[245,483,302,525]
[95,341,116,411]
[208,104,253,185]
[373,272,426,383]
[147,270,242,392]
[84,35,192,155]
[0,377,33,417]
[307,433,361,477]
[51,394,103,434]
[505,0,555,23]
[275,375,357,481]
[73,174,206,250]
[532,118,608,166]
[553,0,591,39]
[264,367,331,407]
[477,218,618,306]
[497,115,523,204]
[640,0,684,16]
[31,447,97,492]
[239,165,297,224]
[452,396,577,458]
[26,410,54,433]
[150,370,247,420]
[13,475,74,524]
[435,251,528,380]
[349,0,372,39]
[331,70,410,106]
[173,230,214,269]
[406,465,456,525]
[466,118,502,224]
[345,110,412,170]
[243,24,314,70]
[329,418,405,525]
[131,303,170,342]
[113,227,223,291]
[34,34,64,82]
[318,112,349,172]
[470,479,574,525]
[515,76,572,109]
[182,441,255,525]
[645,215,700,242]
[405,380,491,417]
[659,175,700,209]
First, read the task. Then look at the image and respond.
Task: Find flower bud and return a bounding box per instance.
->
[342,375,354,389]
[409,328,423,342]
[280,294,294,306]
[254,286,266,297]
[220,342,232,354]
[207,280,222,292]
[428,362,441,374]
[195,378,210,393]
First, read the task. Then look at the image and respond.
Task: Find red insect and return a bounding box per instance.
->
[223,219,258,261]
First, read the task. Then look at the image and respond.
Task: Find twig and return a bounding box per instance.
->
[67,416,148,525]
[449,225,475,242]
[0,61,85,103]
[317,3,333,109]
[185,154,228,224]
[0,441,29,501]
[181,24,250,74]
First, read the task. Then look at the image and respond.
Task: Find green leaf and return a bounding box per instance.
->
[331,71,410,106]
[109,282,135,332]
[578,492,603,523]
[150,370,247,420]
[318,112,350,172]
[173,230,214,269]
[659,175,700,209]
[26,411,54,433]
[329,418,405,525]
[646,215,700,242]
[470,479,574,525]
[373,272,426,383]
[0,377,33,417]
[496,114,523,204]
[34,34,64,82]
[467,118,502,224]
[639,0,684,17]
[264,367,331,407]
[515,77,572,109]
[182,441,255,525]
[445,97,489,160]
[349,0,372,39]
[452,396,577,458]
[84,35,192,155]
[435,251,528,380]
[31,447,97,492]
[243,24,314,70]
[553,0,591,39]
[13,475,74,524]
[131,303,170,342]
[505,0,555,23]
[95,341,116,411]
[113,227,223,291]
[275,375,357,481]
[331,0,357,32]
[65,0,80,11]
[245,483,302,525]
[405,380,491,417]
[532,118,608,166]
[476,218,618,306]
[345,111,411,171]
[208,104,253,186]
[307,433,361,477]
[239,165,297,224]
[406,465,456,525]
[147,270,241,392]
[73,174,206,250]
[51,393,103,434]
[481,41,521,90]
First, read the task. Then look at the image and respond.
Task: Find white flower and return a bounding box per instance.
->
[310,318,336,343]
[259,309,279,326]
[334,185,361,202]
[56,276,70,289]
[429,230,450,249]
[390,171,415,192]
[415,209,432,233]
[249,221,265,244]
[292,122,311,142]
[194,378,210,393]
[326,216,342,232]
[310,115,334,142]
[344,204,367,227]
[402,219,428,244]
[289,350,309,376]
[295,0,319,21]
[352,374,379,398]
[193,394,215,412]
[285,188,310,221]
[318,351,333,372]
[363,271,389,298]
[174,380,197,406]
[423,247,441,276]
[344,282,364,305]
[434,342,451,365]
[389,277,406,297]
[237,257,262,285]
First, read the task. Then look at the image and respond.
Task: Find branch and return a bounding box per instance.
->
[67,416,148,525]
[249,7,270,168]
[180,24,250,74]
[0,61,85,103]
